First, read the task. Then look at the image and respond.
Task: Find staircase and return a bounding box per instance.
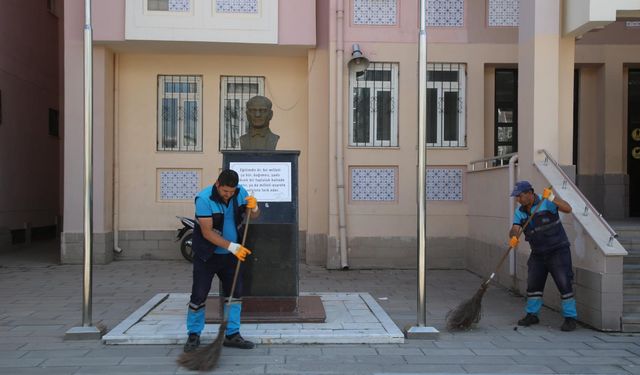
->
[612,221,640,332]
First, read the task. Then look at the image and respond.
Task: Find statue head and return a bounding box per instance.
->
[245,96,273,130]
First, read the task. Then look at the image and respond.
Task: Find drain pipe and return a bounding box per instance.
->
[335,0,349,269]
[112,53,122,254]
[508,154,518,280]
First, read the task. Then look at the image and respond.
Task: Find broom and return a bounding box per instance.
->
[177,206,252,371]
[446,188,551,331]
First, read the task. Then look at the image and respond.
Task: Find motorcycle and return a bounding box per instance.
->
[176,216,195,262]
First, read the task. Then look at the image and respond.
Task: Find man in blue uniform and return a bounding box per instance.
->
[508,181,577,331]
[183,169,260,352]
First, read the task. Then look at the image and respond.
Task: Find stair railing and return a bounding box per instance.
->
[538,149,618,246]
[469,152,517,171]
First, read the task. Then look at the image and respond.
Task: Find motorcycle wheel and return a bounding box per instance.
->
[180,231,194,262]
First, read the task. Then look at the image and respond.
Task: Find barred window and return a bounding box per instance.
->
[349,62,399,147]
[427,63,466,148]
[157,75,202,152]
[219,76,265,150]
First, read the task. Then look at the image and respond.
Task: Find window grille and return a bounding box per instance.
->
[219,76,265,150]
[426,63,466,148]
[349,62,399,147]
[157,75,202,152]
[147,0,191,12]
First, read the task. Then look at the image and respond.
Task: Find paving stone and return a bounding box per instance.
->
[548,364,632,374]
[462,364,555,373]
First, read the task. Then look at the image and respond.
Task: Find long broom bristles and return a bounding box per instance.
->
[176,321,227,371]
[446,284,488,331]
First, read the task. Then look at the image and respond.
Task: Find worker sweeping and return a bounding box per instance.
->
[508,181,577,331]
[183,169,260,353]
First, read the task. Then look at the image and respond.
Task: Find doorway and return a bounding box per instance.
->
[494,69,518,156]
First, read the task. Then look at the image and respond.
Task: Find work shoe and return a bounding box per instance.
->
[517,313,540,326]
[223,333,255,349]
[561,317,577,332]
[183,333,200,353]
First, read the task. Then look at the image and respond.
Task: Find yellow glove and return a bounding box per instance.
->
[542,187,555,202]
[227,242,252,262]
[509,236,519,248]
[245,196,258,212]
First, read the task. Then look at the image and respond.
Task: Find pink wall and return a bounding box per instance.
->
[0,1,61,230]
[93,0,126,41]
[578,20,640,45]
[279,0,317,46]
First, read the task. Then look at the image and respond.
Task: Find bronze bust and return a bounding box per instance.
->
[240,96,280,150]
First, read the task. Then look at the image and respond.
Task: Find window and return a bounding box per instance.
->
[349,62,399,147]
[157,75,202,152]
[219,76,265,150]
[48,108,59,137]
[147,0,191,12]
[426,63,466,147]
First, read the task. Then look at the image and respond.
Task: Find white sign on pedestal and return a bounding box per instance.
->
[229,162,292,202]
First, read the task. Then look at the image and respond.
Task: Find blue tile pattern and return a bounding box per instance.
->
[353,0,397,25]
[168,0,190,12]
[351,167,396,201]
[159,170,200,200]
[427,0,463,27]
[216,0,258,13]
[427,168,463,201]
[488,0,519,27]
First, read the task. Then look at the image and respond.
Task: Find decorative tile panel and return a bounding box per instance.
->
[427,168,463,201]
[626,21,640,27]
[168,0,190,12]
[351,167,396,201]
[353,0,397,25]
[216,0,258,14]
[426,0,463,27]
[488,0,519,27]
[159,169,201,201]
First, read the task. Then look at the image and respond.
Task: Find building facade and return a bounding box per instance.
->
[0,0,63,247]
[62,0,640,330]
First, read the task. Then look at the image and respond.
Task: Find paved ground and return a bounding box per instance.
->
[1,239,640,375]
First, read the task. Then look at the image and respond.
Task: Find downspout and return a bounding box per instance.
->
[112,54,122,253]
[336,0,349,269]
[508,154,518,282]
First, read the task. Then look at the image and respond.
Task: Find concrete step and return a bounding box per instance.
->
[622,313,640,332]
[624,304,640,313]
[624,285,640,294]
[624,255,640,265]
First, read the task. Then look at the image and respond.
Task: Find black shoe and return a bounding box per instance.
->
[517,313,540,326]
[183,333,200,353]
[561,317,577,332]
[223,333,254,349]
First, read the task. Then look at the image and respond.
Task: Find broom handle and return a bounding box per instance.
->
[482,186,551,287]
[226,206,252,309]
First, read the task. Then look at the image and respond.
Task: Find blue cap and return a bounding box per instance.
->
[510,180,533,197]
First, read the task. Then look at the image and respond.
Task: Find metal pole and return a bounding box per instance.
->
[82,0,94,327]
[416,0,428,327]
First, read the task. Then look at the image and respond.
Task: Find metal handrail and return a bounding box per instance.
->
[469,152,517,171]
[538,149,618,246]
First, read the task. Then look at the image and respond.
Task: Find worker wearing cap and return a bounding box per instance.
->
[183,169,260,352]
[508,181,577,331]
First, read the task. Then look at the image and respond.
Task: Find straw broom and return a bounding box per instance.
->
[177,206,252,371]
[446,189,550,331]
